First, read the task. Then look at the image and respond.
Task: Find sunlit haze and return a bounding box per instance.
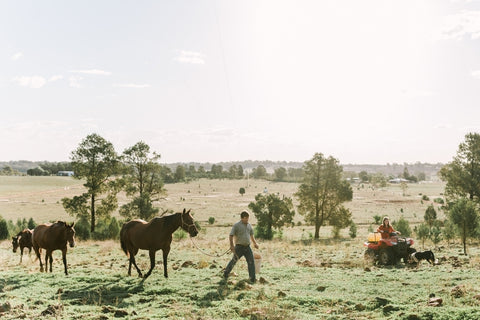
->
[2,0,480,164]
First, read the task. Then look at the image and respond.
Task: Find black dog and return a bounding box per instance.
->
[409,250,436,266]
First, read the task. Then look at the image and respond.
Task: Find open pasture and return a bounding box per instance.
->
[1,176,480,319]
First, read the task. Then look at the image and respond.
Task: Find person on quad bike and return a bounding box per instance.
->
[377,216,401,239]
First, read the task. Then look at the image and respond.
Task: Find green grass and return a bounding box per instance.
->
[1,239,480,319]
[2,176,479,319]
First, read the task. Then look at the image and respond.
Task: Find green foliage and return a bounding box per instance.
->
[208,217,215,225]
[430,226,442,246]
[274,167,287,181]
[392,216,412,237]
[434,197,445,204]
[239,187,245,196]
[295,153,353,239]
[349,222,357,239]
[416,223,430,249]
[422,194,430,201]
[424,204,437,229]
[0,217,8,240]
[251,165,267,179]
[373,215,382,225]
[440,132,480,204]
[74,216,91,240]
[174,229,187,240]
[443,220,457,244]
[92,217,120,240]
[248,193,295,240]
[120,141,166,220]
[63,133,120,233]
[27,217,36,230]
[448,198,479,255]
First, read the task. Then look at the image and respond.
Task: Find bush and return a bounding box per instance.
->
[74,216,91,240]
[434,197,444,204]
[349,222,357,239]
[174,229,187,240]
[393,216,412,237]
[92,217,120,240]
[0,217,9,240]
[422,195,430,201]
[208,217,215,225]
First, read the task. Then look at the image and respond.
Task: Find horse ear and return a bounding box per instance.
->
[183,208,186,214]
[186,209,191,215]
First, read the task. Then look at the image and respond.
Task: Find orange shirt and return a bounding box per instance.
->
[377,225,395,239]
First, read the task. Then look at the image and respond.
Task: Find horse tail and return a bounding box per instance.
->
[120,223,129,257]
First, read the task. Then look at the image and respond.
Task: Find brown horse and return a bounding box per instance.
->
[12,229,33,263]
[32,221,76,275]
[120,209,198,279]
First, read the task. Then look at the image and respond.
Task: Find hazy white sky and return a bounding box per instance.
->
[2,0,480,164]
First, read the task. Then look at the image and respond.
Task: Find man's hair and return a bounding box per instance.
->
[240,211,249,218]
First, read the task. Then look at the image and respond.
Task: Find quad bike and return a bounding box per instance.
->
[364,232,416,265]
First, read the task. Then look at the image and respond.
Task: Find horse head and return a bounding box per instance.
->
[12,236,19,252]
[65,222,76,248]
[180,209,198,237]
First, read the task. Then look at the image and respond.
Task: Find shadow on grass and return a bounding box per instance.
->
[58,278,146,307]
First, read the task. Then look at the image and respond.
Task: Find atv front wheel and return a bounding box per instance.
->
[364,248,376,266]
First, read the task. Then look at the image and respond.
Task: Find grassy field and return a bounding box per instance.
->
[1,176,480,319]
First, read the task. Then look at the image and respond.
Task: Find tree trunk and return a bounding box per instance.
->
[90,194,95,233]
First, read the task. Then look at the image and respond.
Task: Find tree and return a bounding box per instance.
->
[248,193,295,240]
[416,223,430,249]
[119,141,166,221]
[424,205,437,231]
[62,133,119,233]
[174,165,186,182]
[392,216,412,236]
[448,198,479,255]
[358,171,369,182]
[274,167,287,181]
[439,132,480,203]
[239,187,246,196]
[295,153,353,239]
[252,165,267,179]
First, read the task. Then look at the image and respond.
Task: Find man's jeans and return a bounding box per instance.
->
[224,244,255,281]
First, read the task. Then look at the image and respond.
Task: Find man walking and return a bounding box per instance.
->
[223,210,259,283]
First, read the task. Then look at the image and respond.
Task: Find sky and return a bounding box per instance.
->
[2,0,480,165]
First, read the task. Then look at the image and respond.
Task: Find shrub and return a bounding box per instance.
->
[74,216,91,240]
[393,216,412,237]
[422,195,430,201]
[239,187,246,196]
[174,229,187,240]
[208,217,215,225]
[434,197,444,204]
[0,217,9,240]
[349,222,357,239]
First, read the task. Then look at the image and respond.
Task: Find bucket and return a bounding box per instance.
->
[254,253,262,274]
[368,232,381,243]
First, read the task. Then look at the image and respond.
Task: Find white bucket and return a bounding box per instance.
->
[254,253,262,274]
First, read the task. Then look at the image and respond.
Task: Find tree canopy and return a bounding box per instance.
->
[62,133,120,232]
[295,153,353,239]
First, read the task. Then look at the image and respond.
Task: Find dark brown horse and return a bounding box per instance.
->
[120,209,198,279]
[12,229,33,263]
[32,221,76,275]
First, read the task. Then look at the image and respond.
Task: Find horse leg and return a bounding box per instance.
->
[34,245,43,272]
[129,249,143,278]
[19,247,24,264]
[144,249,156,279]
[162,247,170,278]
[44,251,50,272]
[62,248,68,275]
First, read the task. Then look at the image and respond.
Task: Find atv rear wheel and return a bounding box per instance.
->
[379,247,393,265]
